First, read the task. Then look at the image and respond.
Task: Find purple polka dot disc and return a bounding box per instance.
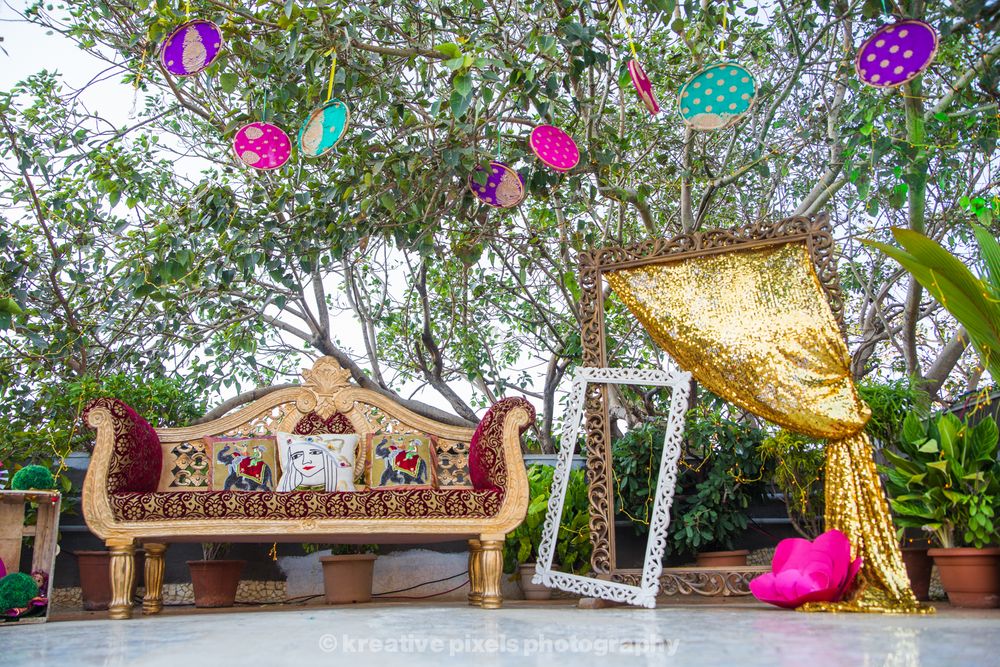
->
[855,19,937,88]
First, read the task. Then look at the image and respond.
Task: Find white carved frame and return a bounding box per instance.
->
[533,366,692,608]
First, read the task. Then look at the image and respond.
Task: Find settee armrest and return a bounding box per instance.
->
[468,397,535,491]
[84,398,162,494]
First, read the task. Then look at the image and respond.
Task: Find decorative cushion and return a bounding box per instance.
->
[292,411,366,478]
[293,411,354,435]
[275,432,358,492]
[108,488,503,520]
[205,436,279,492]
[366,433,438,489]
[468,397,535,491]
[83,398,161,493]
[157,441,211,492]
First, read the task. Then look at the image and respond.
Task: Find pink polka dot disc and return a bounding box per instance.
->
[529,125,580,173]
[233,122,292,170]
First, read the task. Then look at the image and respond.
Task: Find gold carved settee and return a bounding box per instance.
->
[83,357,534,618]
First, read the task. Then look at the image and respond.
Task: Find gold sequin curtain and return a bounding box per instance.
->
[606,242,922,613]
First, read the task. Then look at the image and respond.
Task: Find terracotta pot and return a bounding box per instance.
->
[320,554,377,604]
[928,547,1000,608]
[518,563,552,600]
[74,550,144,611]
[695,549,749,568]
[187,560,245,608]
[900,547,933,602]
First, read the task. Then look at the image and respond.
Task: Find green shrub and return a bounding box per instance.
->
[614,407,769,557]
[880,412,1000,549]
[504,464,591,574]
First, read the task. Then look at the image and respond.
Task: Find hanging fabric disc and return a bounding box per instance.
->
[160,19,224,77]
[677,62,757,131]
[529,125,580,173]
[468,162,526,209]
[297,99,351,158]
[627,59,660,115]
[855,19,938,88]
[233,122,292,170]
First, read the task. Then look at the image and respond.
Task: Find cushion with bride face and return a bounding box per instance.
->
[275,432,359,492]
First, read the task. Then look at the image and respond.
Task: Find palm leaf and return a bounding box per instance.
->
[972,224,1000,297]
[864,235,1000,379]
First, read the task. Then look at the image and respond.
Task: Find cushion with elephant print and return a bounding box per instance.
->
[204,436,280,492]
[366,433,439,489]
[275,432,359,492]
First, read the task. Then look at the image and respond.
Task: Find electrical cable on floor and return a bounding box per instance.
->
[157,571,473,607]
[372,579,470,600]
[371,569,468,596]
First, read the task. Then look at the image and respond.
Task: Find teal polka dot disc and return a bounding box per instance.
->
[677,62,757,131]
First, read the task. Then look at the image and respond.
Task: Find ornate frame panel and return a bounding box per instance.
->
[577,213,841,575]
[533,366,691,608]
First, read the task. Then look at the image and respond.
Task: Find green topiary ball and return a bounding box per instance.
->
[0,572,40,612]
[10,465,55,491]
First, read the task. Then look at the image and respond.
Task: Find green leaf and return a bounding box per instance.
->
[219,72,238,94]
[454,73,472,97]
[435,43,462,59]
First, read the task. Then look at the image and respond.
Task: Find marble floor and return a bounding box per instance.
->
[6,601,1000,667]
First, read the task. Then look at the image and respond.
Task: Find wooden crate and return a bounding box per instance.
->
[0,490,61,625]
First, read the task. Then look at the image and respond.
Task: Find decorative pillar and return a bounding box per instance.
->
[467,539,483,606]
[479,538,504,609]
[106,538,136,620]
[142,543,168,615]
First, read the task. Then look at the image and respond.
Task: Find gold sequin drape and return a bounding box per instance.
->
[606,242,923,613]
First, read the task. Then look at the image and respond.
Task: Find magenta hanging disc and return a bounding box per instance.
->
[529,125,580,172]
[160,20,224,77]
[627,59,660,115]
[468,162,526,209]
[855,19,937,88]
[233,122,292,170]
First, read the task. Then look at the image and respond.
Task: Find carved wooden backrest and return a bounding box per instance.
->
[154,357,476,491]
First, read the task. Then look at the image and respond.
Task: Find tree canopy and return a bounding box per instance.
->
[1,0,997,454]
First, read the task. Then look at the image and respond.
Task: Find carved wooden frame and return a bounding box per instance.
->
[577,213,842,576]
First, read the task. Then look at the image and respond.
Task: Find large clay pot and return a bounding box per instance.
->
[519,563,552,600]
[928,547,1000,608]
[696,549,749,568]
[320,554,376,604]
[75,550,144,611]
[187,560,245,608]
[900,546,933,602]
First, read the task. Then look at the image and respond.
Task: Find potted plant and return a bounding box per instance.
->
[74,549,144,611]
[673,409,768,567]
[317,544,379,604]
[504,464,591,599]
[187,542,245,608]
[880,411,1000,608]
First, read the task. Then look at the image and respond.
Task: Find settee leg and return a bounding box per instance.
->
[479,537,503,609]
[107,538,136,620]
[467,539,483,606]
[142,543,167,615]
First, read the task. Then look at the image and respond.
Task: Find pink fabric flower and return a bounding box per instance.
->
[750,529,862,609]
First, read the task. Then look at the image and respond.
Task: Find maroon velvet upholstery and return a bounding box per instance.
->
[468,397,535,491]
[293,411,354,435]
[108,488,503,520]
[83,398,161,493]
